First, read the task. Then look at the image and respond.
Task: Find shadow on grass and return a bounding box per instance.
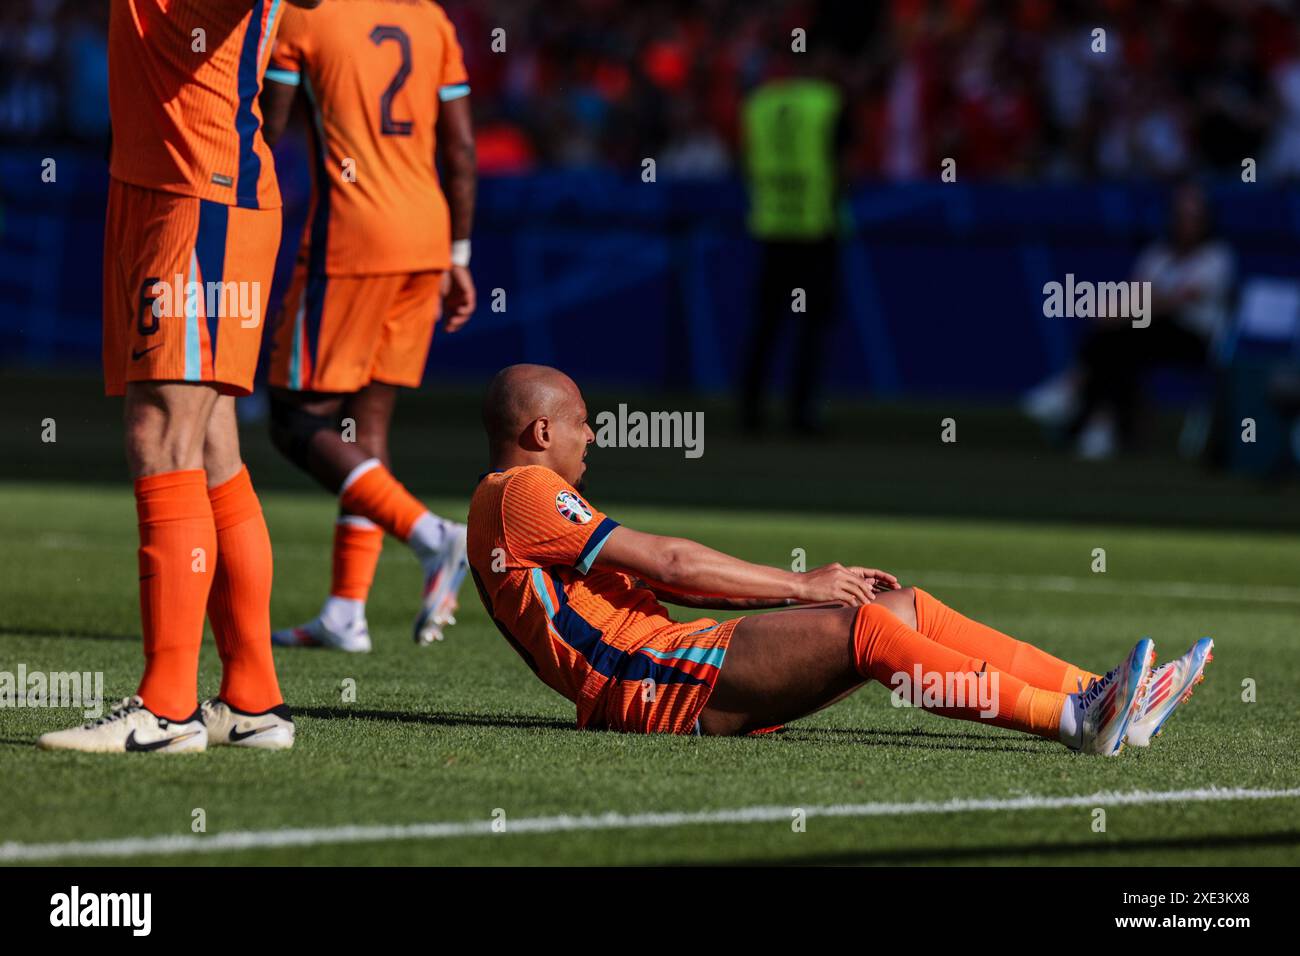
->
[2,625,138,643]
[299,706,1054,753]
[694,829,1300,866]
[297,705,574,732]
[780,725,1055,754]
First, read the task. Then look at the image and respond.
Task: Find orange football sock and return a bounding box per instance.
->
[207,467,282,713]
[912,588,1099,693]
[330,516,385,601]
[135,469,215,721]
[853,604,1066,740]
[337,460,426,541]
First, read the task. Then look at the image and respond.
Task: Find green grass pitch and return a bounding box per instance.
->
[2,474,1298,866]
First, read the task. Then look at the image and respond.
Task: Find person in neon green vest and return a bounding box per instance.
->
[739,54,850,435]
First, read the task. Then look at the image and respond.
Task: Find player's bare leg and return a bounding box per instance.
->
[268,387,354,490]
[345,381,399,467]
[124,381,219,477]
[698,590,1157,755]
[202,394,244,487]
[699,605,871,736]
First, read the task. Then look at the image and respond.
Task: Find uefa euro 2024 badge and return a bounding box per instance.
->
[555,490,593,524]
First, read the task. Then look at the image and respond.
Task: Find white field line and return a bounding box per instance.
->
[893,569,1300,606]
[3,786,1297,863]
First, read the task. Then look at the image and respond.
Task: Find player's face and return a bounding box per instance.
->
[554,394,595,491]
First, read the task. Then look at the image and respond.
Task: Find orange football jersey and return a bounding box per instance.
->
[267,0,469,275]
[108,0,284,209]
[468,466,731,728]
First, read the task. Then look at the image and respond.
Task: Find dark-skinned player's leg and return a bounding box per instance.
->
[344,381,399,468]
[333,380,469,645]
[268,387,352,490]
[269,381,468,649]
[267,387,376,650]
[698,589,1086,749]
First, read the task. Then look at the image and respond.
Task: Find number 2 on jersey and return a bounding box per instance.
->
[369,25,413,136]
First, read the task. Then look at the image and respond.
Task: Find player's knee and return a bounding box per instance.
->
[124,395,207,475]
[875,586,917,630]
[268,396,335,470]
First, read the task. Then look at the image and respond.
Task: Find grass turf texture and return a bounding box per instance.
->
[2,480,1298,865]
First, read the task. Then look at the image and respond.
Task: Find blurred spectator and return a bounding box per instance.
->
[1025,181,1236,458]
[3,0,1299,181]
[1264,21,1300,179]
[737,54,847,434]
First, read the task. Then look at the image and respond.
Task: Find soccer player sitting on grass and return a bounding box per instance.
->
[467,365,1213,753]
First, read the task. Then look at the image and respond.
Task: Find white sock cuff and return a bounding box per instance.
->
[407,510,439,545]
[336,515,379,530]
[339,458,382,495]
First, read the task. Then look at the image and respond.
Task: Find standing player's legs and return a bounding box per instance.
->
[38,181,288,754]
[125,381,220,725]
[319,382,401,629]
[698,592,1153,756]
[199,396,294,748]
[268,270,468,649]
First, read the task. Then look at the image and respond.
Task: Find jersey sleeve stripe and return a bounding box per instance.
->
[257,0,284,66]
[529,568,558,618]
[438,83,470,102]
[265,67,301,86]
[575,517,619,574]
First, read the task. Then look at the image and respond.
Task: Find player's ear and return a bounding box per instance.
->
[525,416,550,450]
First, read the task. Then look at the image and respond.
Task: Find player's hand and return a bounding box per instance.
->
[440,265,475,333]
[859,568,900,592]
[795,563,884,607]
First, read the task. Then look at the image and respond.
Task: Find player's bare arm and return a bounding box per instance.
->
[259,75,297,148]
[437,94,476,331]
[638,586,796,611]
[595,524,894,608]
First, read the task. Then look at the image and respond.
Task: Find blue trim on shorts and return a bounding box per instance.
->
[194,200,229,366]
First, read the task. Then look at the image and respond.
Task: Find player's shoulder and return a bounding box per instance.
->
[472,465,556,506]
[500,466,596,517]
[501,464,570,496]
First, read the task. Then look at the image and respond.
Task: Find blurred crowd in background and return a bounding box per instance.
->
[4,0,1300,181]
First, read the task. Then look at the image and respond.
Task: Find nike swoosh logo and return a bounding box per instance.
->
[125,729,198,752]
[132,345,162,360]
[229,725,271,742]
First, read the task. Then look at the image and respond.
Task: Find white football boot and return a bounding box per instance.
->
[1125,638,1214,747]
[201,698,295,750]
[1021,373,1078,426]
[37,696,207,754]
[1071,638,1156,756]
[413,522,469,645]
[272,608,372,653]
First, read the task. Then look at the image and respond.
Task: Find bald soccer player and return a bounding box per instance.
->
[466,365,1214,753]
